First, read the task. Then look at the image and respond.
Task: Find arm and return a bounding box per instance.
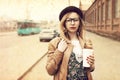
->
[87,54,95,72]
[46,38,64,75]
[85,38,95,72]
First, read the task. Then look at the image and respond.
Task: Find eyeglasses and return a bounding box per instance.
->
[65,18,79,23]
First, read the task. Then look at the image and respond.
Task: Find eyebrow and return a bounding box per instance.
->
[66,18,79,19]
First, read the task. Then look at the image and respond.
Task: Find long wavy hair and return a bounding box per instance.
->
[59,12,84,40]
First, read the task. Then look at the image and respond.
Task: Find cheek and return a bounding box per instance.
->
[65,23,69,29]
[76,22,80,26]
[76,23,80,28]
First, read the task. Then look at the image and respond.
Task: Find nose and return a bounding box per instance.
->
[71,20,75,25]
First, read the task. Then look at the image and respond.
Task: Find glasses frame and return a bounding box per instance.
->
[65,18,80,23]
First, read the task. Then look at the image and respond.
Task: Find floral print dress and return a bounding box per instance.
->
[67,52,88,80]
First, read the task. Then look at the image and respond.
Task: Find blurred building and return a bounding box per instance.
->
[84,0,120,40]
[0,17,17,32]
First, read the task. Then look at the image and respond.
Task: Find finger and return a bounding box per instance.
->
[87,55,94,59]
[87,59,94,66]
[61,39,66,42]
[87,57,95,64]
[88,58,95,63]
[88,61,93,66]
[61,39,67,44]
[88,55,94,60]
[61,39,64,41]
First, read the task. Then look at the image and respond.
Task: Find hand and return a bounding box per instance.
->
[58,39,67,52]
[87,54,95,67]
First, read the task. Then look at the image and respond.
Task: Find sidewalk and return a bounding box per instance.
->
[86,31,120,80]
[17,52,47,80]
[0,40,48,80]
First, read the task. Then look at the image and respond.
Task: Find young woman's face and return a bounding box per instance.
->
[65,12,80,33]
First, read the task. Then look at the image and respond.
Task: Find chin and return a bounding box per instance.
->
[69,30,77,33]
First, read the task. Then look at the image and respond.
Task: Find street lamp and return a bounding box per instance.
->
[79,0,82,9]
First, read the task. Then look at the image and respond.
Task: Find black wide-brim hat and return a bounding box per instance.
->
[59,6,83,21]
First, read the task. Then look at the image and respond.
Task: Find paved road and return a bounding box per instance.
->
[20,31,120,80]
[19,55,53,80]
[0,32,49,80]
[0,31,120,80]
[86,31,120,80]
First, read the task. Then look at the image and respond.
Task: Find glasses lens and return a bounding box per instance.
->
[66,18,79,23]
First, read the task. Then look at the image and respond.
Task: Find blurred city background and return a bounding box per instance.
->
[0,0,94,32]
[0,0,120,80]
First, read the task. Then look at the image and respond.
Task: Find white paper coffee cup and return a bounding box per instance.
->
[83,49,94,67]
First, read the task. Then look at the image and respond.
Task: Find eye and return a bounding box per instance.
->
[66,19,71,22]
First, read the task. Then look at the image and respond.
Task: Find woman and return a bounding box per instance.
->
[46,6,95,80]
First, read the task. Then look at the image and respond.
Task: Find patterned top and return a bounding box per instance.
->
[67,52,88,80]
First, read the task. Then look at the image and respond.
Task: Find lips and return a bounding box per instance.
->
[70,27,76,29]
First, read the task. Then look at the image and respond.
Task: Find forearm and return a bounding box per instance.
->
[89,64,95,72]
[46,49,64,75]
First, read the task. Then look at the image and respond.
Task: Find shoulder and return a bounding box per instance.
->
[49,37,61,48]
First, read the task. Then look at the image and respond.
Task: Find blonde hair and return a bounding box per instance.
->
[59,12,85,40]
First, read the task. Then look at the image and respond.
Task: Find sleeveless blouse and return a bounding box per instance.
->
[67,52,88,80]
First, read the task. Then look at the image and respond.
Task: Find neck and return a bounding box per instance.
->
[68,32,78,40]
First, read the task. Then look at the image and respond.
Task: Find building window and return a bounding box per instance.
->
[102,3,105,21]
[98,6,101,22]
[115,0,120,18]
[107,0,111,19]
[97,7,99,22]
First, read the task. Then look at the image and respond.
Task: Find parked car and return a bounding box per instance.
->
[39,29,59,42]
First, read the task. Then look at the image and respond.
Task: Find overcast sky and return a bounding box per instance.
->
[0,0,93,21]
